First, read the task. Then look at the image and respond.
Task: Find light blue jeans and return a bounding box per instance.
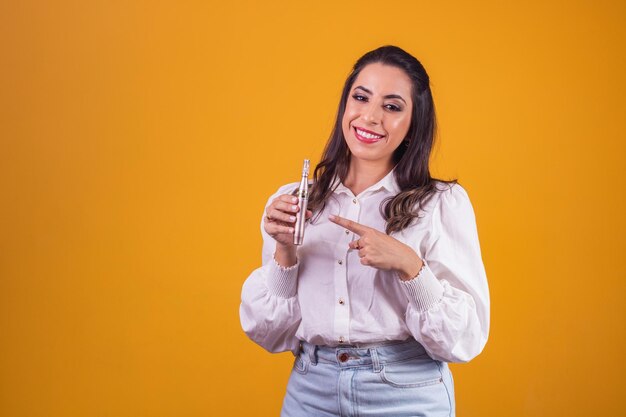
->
[281,338,455,417]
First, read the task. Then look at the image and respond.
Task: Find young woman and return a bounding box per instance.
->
[239,45,490,417]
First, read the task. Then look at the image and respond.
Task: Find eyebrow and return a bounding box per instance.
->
[354,85,407,104]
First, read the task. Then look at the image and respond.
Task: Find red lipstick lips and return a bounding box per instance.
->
[353,126,385,144]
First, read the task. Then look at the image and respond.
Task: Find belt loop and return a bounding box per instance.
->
[370,347,382,373]
[305,342,318,366]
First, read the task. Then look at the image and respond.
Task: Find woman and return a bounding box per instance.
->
[239,45,490,416]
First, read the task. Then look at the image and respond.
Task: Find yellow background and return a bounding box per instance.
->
[1,0,624,416]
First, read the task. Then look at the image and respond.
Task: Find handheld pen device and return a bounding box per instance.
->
[294,159,310,245]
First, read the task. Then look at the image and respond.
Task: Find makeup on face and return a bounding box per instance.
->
[353,126,386,144]
[341,63,413,165]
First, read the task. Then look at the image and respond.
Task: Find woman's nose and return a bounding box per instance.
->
[362,102,383,124]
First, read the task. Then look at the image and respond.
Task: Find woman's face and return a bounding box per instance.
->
[342,62,413,170]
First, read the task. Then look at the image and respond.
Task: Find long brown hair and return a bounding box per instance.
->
[307,45,458,234]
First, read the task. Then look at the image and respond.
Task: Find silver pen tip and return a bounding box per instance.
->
[302,159,310,176]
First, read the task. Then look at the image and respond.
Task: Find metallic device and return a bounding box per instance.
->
[293,159,310,245]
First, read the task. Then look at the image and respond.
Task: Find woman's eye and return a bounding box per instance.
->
[351,94,401,111]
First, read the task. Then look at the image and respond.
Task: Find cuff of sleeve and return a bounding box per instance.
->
[398,262,445,312]
[266,255,299,299]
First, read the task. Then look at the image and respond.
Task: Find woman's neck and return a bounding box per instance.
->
[343,158,394,197]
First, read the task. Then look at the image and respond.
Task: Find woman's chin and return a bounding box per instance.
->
[348,150,393,166]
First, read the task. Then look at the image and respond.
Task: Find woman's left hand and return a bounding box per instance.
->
[328,214,424,281]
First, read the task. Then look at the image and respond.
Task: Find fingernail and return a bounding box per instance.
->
[292,205,298,211]
[289,216,296,222]
[329,214,336,221]
[292,197,297,203]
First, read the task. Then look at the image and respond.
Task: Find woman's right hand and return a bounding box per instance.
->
[264,194,313,250]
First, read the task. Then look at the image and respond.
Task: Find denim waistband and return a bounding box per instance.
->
[299,338,430,369]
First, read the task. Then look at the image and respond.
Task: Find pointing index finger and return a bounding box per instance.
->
[328,214,370,236]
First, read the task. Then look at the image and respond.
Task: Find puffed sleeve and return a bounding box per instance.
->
[239,183,303,354]
[398,184,490,363]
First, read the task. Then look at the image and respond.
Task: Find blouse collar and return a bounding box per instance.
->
[331,166,401,197]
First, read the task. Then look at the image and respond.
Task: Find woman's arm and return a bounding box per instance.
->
[239,184,304,354]
[397,184,490,363]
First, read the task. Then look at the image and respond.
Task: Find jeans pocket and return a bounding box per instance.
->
[378,356,443,388]
[293,352,309,375]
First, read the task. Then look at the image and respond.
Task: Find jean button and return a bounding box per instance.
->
[339,353,349,362]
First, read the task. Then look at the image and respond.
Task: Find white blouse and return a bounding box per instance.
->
[239,168,490,363]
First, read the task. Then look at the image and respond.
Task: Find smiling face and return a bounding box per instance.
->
[342,62,413,170]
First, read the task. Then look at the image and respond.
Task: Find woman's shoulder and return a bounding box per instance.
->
[274,181,301,195]
[429,180,477,225]
[432,180,470,204]
[412,180,471,221]
[262,181,301,206]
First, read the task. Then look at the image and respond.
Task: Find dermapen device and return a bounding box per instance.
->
[293,159,310,245]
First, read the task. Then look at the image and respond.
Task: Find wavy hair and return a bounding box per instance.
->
[306,45,458,234]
